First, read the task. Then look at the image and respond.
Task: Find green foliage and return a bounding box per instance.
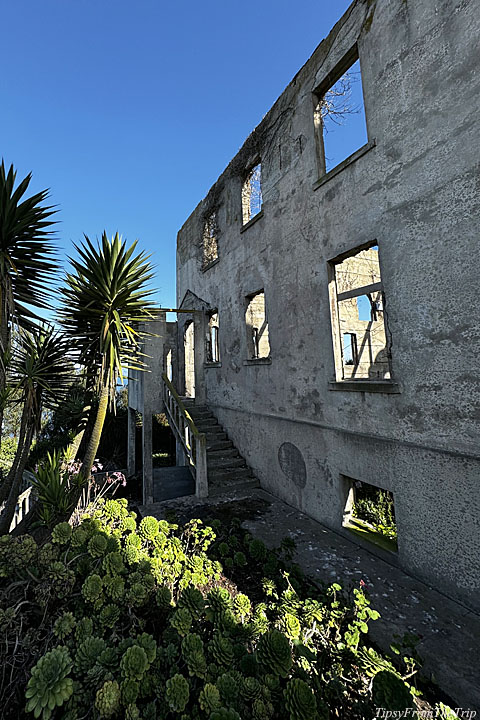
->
[0,436,17,475]
[95,680,121,718]
[58,232,156,396]
[121,645,150,680]
[372,670,415,711]
[353,483,397,540]
[284,678,319,720]
[257,630,292,677]
[0,500,428,720]
[166,674,190,713]
[53,613,76,640]
[25,646,73,719]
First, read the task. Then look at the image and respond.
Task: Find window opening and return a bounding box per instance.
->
[343,476,397,553]
[330,244,391,381]
[202,212,218,267]
[343,332,358,366]
[207,312,220,363]
[245,291,270,359]
[242,163,262,225]
[314,50,368,174]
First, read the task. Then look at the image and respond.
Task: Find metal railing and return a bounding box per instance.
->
[161,373,208,498]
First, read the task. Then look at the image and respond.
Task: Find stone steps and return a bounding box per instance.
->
[179,397,259,495]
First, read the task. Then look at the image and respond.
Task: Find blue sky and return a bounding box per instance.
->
[1,0,353,311]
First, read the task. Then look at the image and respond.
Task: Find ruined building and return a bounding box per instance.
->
[129,0,480,613]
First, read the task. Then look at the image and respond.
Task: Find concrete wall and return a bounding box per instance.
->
[176,0,480,610]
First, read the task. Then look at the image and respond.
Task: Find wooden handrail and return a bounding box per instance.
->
[161,373,208,498]
[162,373,202,437]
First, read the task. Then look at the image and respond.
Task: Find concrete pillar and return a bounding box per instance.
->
[127,407,136,477]
[176,440,187,467]
[141,313,166,505]
[142,407,153,505]
[193,310,207,405]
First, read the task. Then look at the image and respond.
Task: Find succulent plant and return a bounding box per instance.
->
[88,533,108,558]
[207,588,232,615]
[127,582,148,607]
[178,586,205,619]
[125,703,141,720]
[257,630,292,677]
[51,522,72,545]
[372,671,415,711]
[199,683,221,713]
[75,636,107,674]
[81,574,103,603]
[139,516,159,540]
[248,539,267,562]
[282,613,301,640]
[103,551,125,575]
[120,645,149,680]
[211,632,234,667]
[210,710,242,720]
[104,499,123,519]
[25,646,73,720]
[136,633,157,663]
[99,647,118,670]
[95,680,121,718]
[70,526,88,548]
[170,608,193,636]
[121,516,137,533]
[233,593,251,621]
[241,676,261,701]
[156,585,173,609]
[283,678,317,720]
[166,674,190,713]
[187,650,208,679]
[121,678,140,705]
[302,599,323,625]
[53,612,76,639]
[74,617,93,642]
[99,604,120,628]
[218,542,230,557]
[104,575,125,601]
[182,632,204,656]
[252,698,275,720]
[233,551,247,567]
[216,673,238,704]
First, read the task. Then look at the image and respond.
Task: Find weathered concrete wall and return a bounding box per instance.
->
[176,0,480,610]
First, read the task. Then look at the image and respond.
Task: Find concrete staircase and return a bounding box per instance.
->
[182,398,259,496]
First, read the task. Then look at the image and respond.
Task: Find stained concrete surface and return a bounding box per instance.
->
[152,466,194,503]
[138,487,480,713]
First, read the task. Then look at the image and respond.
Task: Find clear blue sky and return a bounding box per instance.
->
[1,0,352,310]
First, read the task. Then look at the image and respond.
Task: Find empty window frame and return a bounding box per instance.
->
[206,311,220,363]
[242,163,262,225]
[202,211,218,267]
[329,244,391,381]
[245,291,270,359]
[342,476,398,552]
[313,46,368,175]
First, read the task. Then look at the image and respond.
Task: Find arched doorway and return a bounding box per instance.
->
[184,320,195,397]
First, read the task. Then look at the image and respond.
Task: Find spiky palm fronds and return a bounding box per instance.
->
[0,161,57,348]
[58,232,156,398]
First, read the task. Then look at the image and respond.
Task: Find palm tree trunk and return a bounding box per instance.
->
[80,383,109,479]
[0,400,29,505]
[0,423,34,534]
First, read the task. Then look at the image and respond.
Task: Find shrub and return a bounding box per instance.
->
[0,499,424,719]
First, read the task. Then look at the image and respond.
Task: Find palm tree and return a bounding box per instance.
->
[0,325,72,533]
[0,161,58,431]
[58,231,156,480]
